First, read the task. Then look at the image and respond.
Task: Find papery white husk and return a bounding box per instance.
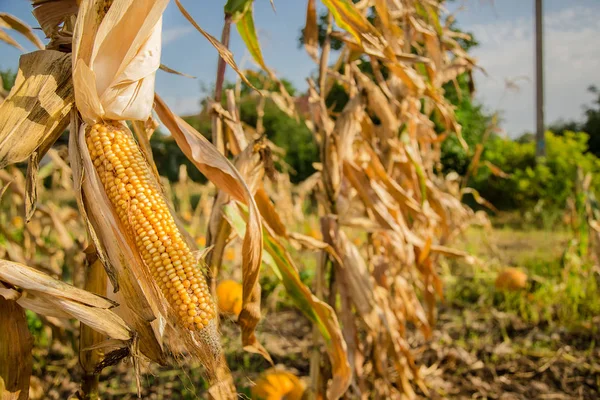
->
[72,0,169,123]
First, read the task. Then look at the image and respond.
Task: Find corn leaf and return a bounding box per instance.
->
[224,0,252,18]
[0,260,116,309]
[321,0,372,45]
[0,12,44,50]
[0,260,132,341]
[31,0,79,38]
[0,29,23,51]
[0,298,32,400]
[461,187,499,213]
[25,152,39,223]
[0,50,73,169]
[174,0,257,91]
[235,4,270,73]
[484,160,510,178]
[304,0,319,61]
[159,64,196,79]
[403,140,428,205]
[0,182,10,203]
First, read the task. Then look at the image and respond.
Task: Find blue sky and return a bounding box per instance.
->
[1,0,599,137]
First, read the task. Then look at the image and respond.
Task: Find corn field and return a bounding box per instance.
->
[0,0,486,399]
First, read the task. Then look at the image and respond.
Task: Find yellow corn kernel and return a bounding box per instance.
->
[85,122,215,331]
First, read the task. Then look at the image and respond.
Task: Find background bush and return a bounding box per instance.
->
[468,131,600,216]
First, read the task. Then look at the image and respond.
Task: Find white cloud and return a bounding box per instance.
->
[468,6,600,137]
[162,26,194,45]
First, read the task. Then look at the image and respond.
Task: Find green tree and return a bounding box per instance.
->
[439,73,493,175]
[0,69,16,92]
[182,75,318,183]
[549,85,600,157]
[236,95,317,182]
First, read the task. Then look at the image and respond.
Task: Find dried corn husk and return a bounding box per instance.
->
[0,50,73,169]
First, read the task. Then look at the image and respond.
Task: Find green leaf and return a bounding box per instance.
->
[235,4,270,72]
[224,0,252,19]
[321,0,375,46]
[415,3,443,36]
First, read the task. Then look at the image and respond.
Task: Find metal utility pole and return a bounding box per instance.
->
[535,0,545,158]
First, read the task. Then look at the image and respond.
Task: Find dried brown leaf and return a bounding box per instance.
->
[0,259,116,309]
[255,188,287,237]
[31,0,79,39]
[304,0,319,61]
[25,151,39,223]
[484,160,510,178]
[159,64,196,79]
[0,12,44,50]
[0,50,73,169]
[0,298,32,400]
[174,0,256,91]
[0,29,23,51]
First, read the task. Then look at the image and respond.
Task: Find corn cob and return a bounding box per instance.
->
[85,122,215,331]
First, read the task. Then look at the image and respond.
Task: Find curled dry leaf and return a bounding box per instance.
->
[25,152,39,223]
[0,182,10,203]
[484,160,510,178]
[461,187,499,213]
[304,0,319,61]
[0,27,23,51]
[31,0,79,39]
[255,188,287,237]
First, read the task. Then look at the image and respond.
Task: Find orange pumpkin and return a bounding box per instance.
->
[224,247,236,262]
[216,280,243,317]
[11,216,24,230]
[308,227,321,240]
[251,369,305,400]
[495,267,528,291]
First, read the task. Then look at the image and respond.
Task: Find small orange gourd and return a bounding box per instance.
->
[216,279,243,317]
[495,267,528,291]
[224,247,236,262]
[251,369,305,400]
